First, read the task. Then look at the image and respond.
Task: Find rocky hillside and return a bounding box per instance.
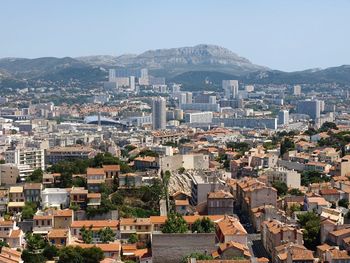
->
[77,44,267,77]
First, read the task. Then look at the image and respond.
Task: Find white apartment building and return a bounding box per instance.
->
[5,148,45,171]
[222,80,239,99]
[185,111,213,123]
[41,188,69,209]
[264,167,301,189]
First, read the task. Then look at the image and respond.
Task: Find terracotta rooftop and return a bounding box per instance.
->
[48,229,68,238]
[71,220,119,229]
[208,190,234,199]
[217,216,247,236]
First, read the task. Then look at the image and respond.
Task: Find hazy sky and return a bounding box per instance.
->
[1,0,349,71]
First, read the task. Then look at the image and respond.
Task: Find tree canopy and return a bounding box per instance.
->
[162,213,188,233]
[192,217,215,233]
[297,212,321,250]
[58,246,104,263]
[98,227,115,243]
[272,181,288,196]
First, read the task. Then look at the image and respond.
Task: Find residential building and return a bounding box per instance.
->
[86,167,105,192]
[41,188,69,209]
[278,110,289,126]
[297,99,322,120]
[119,173,142,188]
[0,163,33,185]
[152,97,166,130]
[70,220,119,243]
[222,80,239,99]
[5,148,45,172]
[185,112,213,124]
[119,218,152,242]
[261,219,303,257]
[0,247,23,263]
[207,190,234,215]
[9,187,24,202]
[23,183,42,203]
[0,220,24,249]
[264,167,301,189]
[46,146,97,164]
[69,187,88,209]
[175,199,190,215]
[216,215,247,244]
[48,229,69,247]
[274,242,315,263]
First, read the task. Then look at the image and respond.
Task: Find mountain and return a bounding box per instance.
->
[170,65,350,91]
[0,57,107,85]
[244,65,350,85]
[0,57,87,79]
[0,45,350,90]
[76,44,267,77]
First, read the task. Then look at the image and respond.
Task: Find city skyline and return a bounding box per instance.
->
[1,0,350,71]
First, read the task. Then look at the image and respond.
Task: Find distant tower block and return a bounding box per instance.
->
[293,85,301,96]
[222,80,239,99]
[152,97,166,130]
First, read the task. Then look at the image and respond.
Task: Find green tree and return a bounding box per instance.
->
[128,233,139,244]
[111,192,124,206]
[289,203,302,214]
[339,198,349,208]
[297,212,321,250]
[22,202,38,220]
[280,138,295,156]
[272,181,288,196]
[319,122,337,132]
[27,168,43,183]
[58,246,83,263]
[288,188,304,196]
[301,171,330,186]
[162,213,188,233]
[81,246,104,263]
[226,142,250,154]
[0,240,9,252]
[178,167,186,174]
[0,160,5,164]
[43,245,58,260]
[192,217,215,233]
[98,227,115,243]
[181,252,213,263]
[26,233,47,251]
[80,226,93,244]
[22,249,46,263]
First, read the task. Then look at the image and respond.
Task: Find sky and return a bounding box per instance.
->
[1,0,349,71]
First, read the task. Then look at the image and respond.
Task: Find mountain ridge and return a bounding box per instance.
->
[0,45,349,89]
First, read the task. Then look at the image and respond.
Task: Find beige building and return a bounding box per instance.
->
[207,190,234,215]
[9,187,24,202]
[261,219,303,257]
[264,167,301,189]
[331,155,350,177]
[216,215,247,244]
[274,242,315,263]
[237,178,277,212]
[0,164,19,185]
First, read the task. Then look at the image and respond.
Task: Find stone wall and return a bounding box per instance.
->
[152,232,216,263]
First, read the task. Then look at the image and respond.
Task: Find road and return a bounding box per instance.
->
[247,233,270,259]
[235,209,270,260]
